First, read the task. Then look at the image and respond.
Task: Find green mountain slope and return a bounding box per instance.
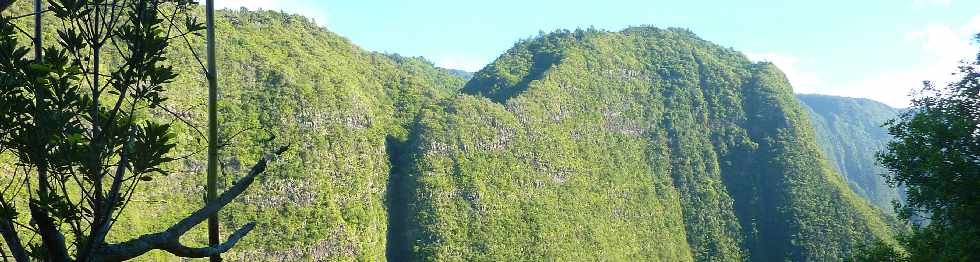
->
[403,28,896,261]
[798,94,902,211]
[133,9,466,261]
[2,3,898,261]
[0,7,467,260]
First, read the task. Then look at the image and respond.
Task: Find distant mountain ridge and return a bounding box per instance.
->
[443,68,475,80]
[798,94,903,211]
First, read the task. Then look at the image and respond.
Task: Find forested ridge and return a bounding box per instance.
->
[0,4,905,261]
[798,94,903,211]
[409,27,897,261]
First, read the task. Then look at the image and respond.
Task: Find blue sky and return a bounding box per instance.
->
[217,0,980,107]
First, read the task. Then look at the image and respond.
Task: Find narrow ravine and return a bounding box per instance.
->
[385,135,416,261]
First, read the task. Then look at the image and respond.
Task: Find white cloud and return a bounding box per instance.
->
[920,24,974,62]
[962,16,980,37]
[433,55,486,72]
[826,70,933,108]
[826,17,979,107]
[747,16,979,108]
[745,52,822,93]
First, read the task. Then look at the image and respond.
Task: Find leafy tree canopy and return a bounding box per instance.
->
[872,36,980,261]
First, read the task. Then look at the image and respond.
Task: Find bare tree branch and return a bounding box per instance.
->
[92,146,288,261]
[94,222,255,262]
[0,201,29,262]
[161,222,255,258]
[28,201,71,262]
[79,137,132,260]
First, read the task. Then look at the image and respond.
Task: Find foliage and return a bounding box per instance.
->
[0,0,287,260]
[872,43,980,261]
[2,2,467,260]
[848,238,908,262]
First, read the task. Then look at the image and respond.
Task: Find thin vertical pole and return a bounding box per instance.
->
[33,0,41,62]
[206,0,221,261]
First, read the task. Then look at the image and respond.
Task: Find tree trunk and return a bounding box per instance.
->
[206,0,221,261]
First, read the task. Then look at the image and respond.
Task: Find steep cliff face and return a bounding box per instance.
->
[798,94,903,211]
[403,27,895,261]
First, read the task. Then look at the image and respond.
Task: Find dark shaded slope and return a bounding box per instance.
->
[798,94,902,210]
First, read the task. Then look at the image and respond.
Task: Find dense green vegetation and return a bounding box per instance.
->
[409,28,896,261]
[860,49,980,261]
[137,9,467,261]
[0,0,271,260]
[798,94,903,210]
[0,3,465,260]
[1,3,904,260]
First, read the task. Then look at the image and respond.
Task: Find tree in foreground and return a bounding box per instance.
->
[862,35,980,261]
[0,0,284,261]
